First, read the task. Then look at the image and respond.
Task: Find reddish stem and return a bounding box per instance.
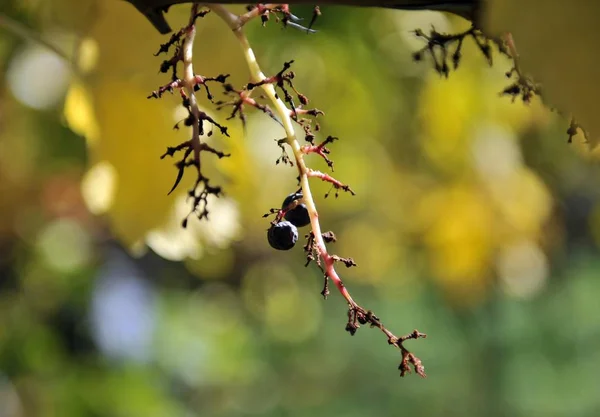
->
[321,247,357,307]
[307,169,354,195]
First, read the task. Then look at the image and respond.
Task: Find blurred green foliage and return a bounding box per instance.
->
[1,1,600,416]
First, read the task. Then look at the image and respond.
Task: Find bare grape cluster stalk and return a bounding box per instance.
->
[147,3,428,378]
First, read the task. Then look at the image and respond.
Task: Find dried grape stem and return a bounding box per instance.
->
[207,3,425,376]
[207,3,356,306]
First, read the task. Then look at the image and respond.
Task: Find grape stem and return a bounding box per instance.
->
[204,3,426,377]
[206,2,357,307]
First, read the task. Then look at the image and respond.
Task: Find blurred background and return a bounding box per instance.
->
[1,1,600,416]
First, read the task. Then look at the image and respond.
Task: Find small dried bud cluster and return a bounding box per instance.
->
[567,118,589,144]
[412,26,493,77]
[501,65,541,103]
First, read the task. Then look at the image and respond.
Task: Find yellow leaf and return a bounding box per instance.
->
[63,82,100,145]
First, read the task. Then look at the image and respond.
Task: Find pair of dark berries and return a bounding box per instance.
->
[267,192,311,251]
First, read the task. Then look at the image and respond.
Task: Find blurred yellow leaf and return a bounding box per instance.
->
[63,81,99,144]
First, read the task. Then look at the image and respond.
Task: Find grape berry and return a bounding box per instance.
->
[281,192,311,228]
[266,192,313,250]
[267,220,299,250]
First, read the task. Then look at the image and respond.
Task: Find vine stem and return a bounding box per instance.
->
[206,3,358,308]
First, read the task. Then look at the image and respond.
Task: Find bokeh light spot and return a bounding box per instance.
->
[81,160,118,215]
[8,45,71,110]
[497,240,548,299]
[37,218,92,273]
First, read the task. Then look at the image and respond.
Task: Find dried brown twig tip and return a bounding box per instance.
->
[499,32,542,105]
[181,177,224,228]
[331,255,357,268]
[154,30,184,56]
[275,138,294,166]
[501,66,541,103]
[160,139,230,196]
[321,231,336,243]
[346,305,427,378]
[292,109,323,147]
[306,169,355,197]
[159,52,183,78]
[567,118,589,144]
[308,5,321,31]
[262,207,280,219]
[303,231,321,269]
[398,350,426,378]
[393,330,427,378]
[291,108,323,117]
[412,26,492,76]
[147,79,181,99]
[304,231,338,269]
